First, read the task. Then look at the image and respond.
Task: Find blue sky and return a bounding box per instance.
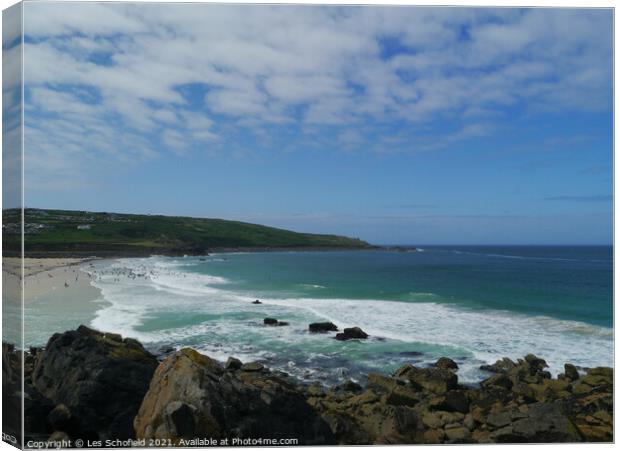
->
[5,4,613,244]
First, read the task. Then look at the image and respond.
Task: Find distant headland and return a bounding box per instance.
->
[2,208,374,258]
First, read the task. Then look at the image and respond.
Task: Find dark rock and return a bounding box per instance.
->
[225,357,242,371]
[335,327,369,341]
[564,363,579,381]
[134,348,334,445]
[48,431,70,443]
[434,357,458,371]
[24,385,55,441]
[498,403,580,442]
[429,390,470,413]
[164,401,196,439]
[524,354,548,372]
[277,321,290,326]
[32,326,158,440]
[241,362,264,372]
[444,426,471,443]
[252,300,262,304]
[264,318,278,326]
[481,373,513,390]
[480,357,517,374]
[309,322,339,333]
[339,380,363,393]
[104,333,123,343]
[368,373,406,393]
[47,404,72,431]
[11,325,615,446]
[395,364,458,394]
[3,342,25,441]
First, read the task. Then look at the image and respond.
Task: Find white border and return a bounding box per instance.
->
[0,2,615,451]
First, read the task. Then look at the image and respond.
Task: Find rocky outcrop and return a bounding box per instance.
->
[132,347,612,445]
[307,355,613,444]
[8,328,612,445]
[335,327,369,341]
[133,348,334,445]
[434,357,459,371]
[31,326,158,441]
[309,322,338,333]
[3,343,24,443]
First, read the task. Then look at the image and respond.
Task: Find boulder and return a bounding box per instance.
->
[481,373,513,390]
[335,327,369,341]
[47,404,72,432]
[394,364,458,394]
[225,357,242,371]
[134,348,334,445]
[48,431,70,443]
[309,322,339,333]
[564,363,580,382]
[339,380,363,393]
[263,318,278,326]
[491,403,581,443]
[480,357,517,374]
[3,342,25,441]
[434,357,458,371]
[241,362,264,372]
[32,326,158,440]
[428,390,470,413]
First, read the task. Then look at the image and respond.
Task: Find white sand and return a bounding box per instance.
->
[3,257,100,303]
[3,258,106,346]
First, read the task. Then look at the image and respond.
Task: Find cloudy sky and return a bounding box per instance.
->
[5,3,613,244]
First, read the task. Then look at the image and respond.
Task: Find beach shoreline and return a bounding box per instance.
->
[3,257,102,303]
[2,257,108,346]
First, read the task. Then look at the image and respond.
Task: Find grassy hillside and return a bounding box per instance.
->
[3,208,373,257]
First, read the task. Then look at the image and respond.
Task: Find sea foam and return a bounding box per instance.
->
[89,257,613,384]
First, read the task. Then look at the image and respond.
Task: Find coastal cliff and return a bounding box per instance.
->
[4,326,613,446]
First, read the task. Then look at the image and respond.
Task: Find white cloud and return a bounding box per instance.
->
[16,3,612,188]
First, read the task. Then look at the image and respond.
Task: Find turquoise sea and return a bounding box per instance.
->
[88,246,613,384]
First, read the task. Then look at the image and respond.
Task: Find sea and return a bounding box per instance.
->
[80,246,615,384]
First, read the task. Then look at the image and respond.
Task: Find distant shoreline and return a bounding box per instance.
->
[7,245,383,259]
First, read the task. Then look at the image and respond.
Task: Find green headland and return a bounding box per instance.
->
[2,208,373,257]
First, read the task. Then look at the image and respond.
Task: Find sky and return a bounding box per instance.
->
[2,3,613,244]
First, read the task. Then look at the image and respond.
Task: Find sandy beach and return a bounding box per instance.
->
[3,258,101,302]
[2,257,105,346]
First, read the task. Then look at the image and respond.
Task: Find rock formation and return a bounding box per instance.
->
[31,326,158,440]
[133,349,335,445]
[335,327,369,340]
[4,327,612,445]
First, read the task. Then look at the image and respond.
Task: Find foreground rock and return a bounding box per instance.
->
[8,328,613,445]
[31,326,158,440]
[134,348,334,445]
[307,355,613,444]
[3,343,24,442]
